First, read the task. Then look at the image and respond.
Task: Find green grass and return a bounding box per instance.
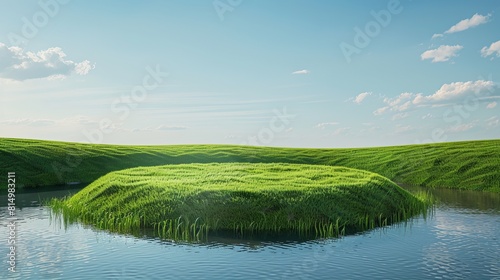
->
[1,138,499,192]
[50,163,432,240]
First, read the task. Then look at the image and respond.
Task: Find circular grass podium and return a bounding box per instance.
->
[52,163,430,240]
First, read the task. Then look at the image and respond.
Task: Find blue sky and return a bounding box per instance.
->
[0,0,499,147]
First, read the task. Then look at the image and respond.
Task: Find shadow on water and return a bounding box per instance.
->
[402,185,500,212]
[51,210,429,247]
[141,227,336,246]
[0,184,86,208]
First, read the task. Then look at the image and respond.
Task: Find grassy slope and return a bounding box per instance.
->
[53,163,430,239]
[1,138,499,191]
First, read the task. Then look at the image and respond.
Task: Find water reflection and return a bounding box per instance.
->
[421,209,500,279]
[403,185,500,212]
[0,185,84,208]
[0,186,498,280]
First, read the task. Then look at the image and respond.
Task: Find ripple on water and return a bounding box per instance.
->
[0,203,499,280]
[421,208,500,280]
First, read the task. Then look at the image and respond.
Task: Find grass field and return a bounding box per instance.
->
[50,163,432,240]
[1,138,498,192]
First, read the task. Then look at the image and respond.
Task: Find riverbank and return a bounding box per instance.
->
[1,138,498,192]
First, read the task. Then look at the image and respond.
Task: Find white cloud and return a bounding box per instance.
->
[0,42,94,81]
[421,45,463,62]
[374,80,498,115]
[292,69,310,75]
[354,92,372,104]
[385,94,411,107]
[413,80,496,105]
[383,92,414,111]
[373,106,389,115]
[444,13,490,34]
[481,40,500,58]
[315,122,339,129]
[487,101,497,109]
[75,60,94,75]
[432,33,443,39]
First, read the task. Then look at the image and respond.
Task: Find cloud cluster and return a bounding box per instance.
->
[374,92,413,115]
[414,80,495,104]
[0,43,94,81]
[374,80,498,115]
[421,45,463,62]
[426,14,495,62]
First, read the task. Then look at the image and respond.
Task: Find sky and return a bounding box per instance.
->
[0,0,499,148]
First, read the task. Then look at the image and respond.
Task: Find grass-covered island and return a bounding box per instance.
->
[51,163,432,240]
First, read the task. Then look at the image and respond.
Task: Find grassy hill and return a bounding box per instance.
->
[51,163,431,240]
[1,138,499,192]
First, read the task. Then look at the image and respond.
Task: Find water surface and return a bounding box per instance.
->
[1,186,499,280]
